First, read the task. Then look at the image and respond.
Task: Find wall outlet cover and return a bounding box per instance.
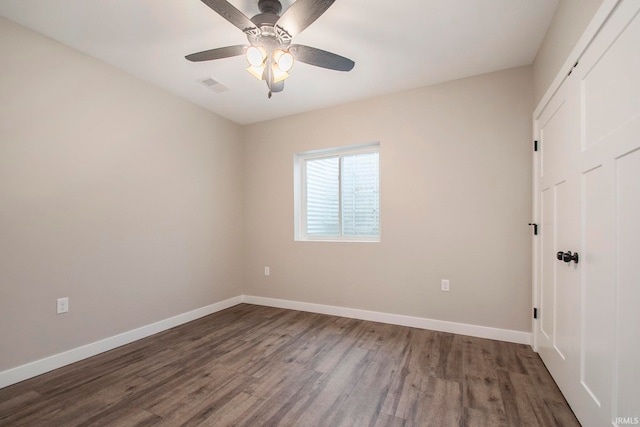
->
[57,297,69,314]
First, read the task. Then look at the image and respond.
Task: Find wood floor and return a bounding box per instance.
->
[0,304,579,426]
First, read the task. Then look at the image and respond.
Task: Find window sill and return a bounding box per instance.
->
[295,237,381,243]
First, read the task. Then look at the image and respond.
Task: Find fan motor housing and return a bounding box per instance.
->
[258,0,282,15]
[251,13,278,28]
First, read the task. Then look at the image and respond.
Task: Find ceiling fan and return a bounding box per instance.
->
[186,0,355,97]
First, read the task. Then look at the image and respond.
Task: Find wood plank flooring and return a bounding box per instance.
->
[0,304,580,426]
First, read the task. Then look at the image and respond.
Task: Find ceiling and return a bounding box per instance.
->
[0,0,558,125]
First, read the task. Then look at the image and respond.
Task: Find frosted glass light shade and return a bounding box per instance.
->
[246,46,266,67]
[272,65,290,82]
[246,64,266,80]
[273,49,294,72]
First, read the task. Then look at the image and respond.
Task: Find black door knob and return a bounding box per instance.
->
[563,251,579,264]
[557,251,579,264]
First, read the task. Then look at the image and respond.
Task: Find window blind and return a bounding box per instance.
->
[306,157,340,236]
[341,152,380,236]
[304,151,379,238]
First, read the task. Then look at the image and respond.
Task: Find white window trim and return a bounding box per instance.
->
[294,142,380,242]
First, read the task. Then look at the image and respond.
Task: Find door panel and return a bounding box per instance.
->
[540,91,570,178]
[580,164,615,421]
[582,8,640,150]
[554,178,578,363]
[536,81,580,395]
[539,187,554,343]
[615,148,640,419]
[575,4,640,422]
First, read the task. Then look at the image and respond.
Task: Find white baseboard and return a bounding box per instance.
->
[241,295,532,345]
[0,296,242,389]
[1,294,531,389]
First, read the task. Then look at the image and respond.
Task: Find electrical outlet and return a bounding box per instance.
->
[57,297,69,314]
[441,280,450,292]
[264,266,270,276]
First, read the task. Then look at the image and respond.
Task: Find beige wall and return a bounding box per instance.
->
[243,66,533,332]
[2,11,542,373]
[533,0,605,105]
[0,18,244,370]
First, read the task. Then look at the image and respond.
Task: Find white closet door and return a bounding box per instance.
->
[535,77,581,398]
[534,1,640,425]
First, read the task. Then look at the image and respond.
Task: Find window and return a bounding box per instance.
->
[294,143,380,241]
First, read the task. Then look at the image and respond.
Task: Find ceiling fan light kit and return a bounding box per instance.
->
[244,43,293,84]
[186,0,355,98]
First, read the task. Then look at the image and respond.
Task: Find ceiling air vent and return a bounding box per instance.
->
[198,77,230,93]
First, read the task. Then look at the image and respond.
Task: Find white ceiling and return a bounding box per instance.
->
[0,0,558,124]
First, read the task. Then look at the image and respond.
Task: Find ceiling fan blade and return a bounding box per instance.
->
[276,0,335,37]
[200,0,256,33]
[185,45,246,62]
[290,45,354,71]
